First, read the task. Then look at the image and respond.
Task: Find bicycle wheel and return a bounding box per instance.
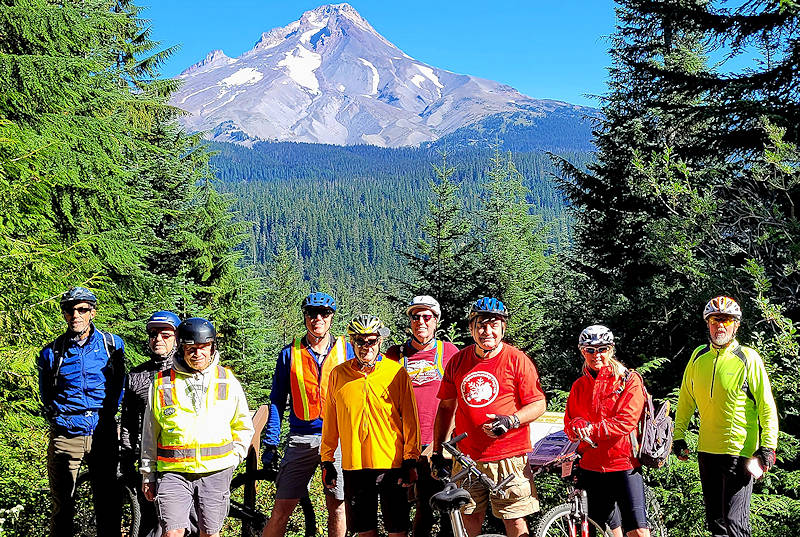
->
[535,503,612,537]
[73,471,140,537]
[644,486,668,537]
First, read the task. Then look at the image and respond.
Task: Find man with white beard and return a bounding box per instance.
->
[673,296,779,537]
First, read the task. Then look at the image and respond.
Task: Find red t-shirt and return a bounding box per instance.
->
[438,343,545,461]
[385,340,459,446]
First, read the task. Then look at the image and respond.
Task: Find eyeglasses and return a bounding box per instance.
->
[410,313,435,323]
[62,306,93,316]
[582,346,611,355]
[708,316,736,326]
[185,343,212,354]
[148,330,175,340]
[305,308,334,319]
[353,337,380,347]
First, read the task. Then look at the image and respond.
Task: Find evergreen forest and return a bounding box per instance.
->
[0,1,798,536]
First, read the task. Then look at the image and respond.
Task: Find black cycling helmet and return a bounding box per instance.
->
[147,311,181,331]
[301,292,337,312]
[468,297,509,321]
[60,286,97,308]
[178,317,216,345]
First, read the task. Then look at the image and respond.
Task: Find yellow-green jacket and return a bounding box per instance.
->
[140,352,254,482]
[674,340,778,456]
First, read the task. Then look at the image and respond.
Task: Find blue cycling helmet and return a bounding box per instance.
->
[60,286,97,307]
[469,297,509,321]
[147,311,181,331]
[301,292,337,312]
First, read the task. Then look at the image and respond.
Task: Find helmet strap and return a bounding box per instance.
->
[409,331,436,349]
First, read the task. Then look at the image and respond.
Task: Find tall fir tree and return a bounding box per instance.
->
[397,152,485,340]
[477,149,553,354]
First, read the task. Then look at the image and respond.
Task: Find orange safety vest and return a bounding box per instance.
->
[289,335,347,421]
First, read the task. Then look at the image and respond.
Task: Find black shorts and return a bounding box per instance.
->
[577,467,649,533]
[343,469,410,534]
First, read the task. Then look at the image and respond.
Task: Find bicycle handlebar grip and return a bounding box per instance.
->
[494,473,515,492]
[446,433,468,449]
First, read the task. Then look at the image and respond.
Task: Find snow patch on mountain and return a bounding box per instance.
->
[416,65,443,89]
[358,58,379,94]
[278,46,322,93]
[221,68,264,86]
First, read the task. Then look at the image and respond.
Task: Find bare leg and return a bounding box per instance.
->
[325,495,346,537]
[502,517,529,537]
[462,511,485,537]
[261,498,301,537]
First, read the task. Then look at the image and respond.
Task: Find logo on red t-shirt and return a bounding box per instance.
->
[460,371,499,408]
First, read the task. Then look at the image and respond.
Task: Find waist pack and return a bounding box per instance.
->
[624,370,674,468]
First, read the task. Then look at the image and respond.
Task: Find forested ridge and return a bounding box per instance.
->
[0,1,799,536]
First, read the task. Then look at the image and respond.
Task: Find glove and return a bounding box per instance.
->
[261,444,279,472]
[569,417,594,443]
[430,452,450,480]
[673,439,689,460]
[322,461,338,489]
[399,459,418,486]
[755,447,776,472]
[488,414,521,436]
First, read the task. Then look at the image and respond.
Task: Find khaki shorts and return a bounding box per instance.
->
[453,455,539,519]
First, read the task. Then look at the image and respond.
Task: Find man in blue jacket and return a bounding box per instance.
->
[38,287,125,537]
[261,292,354,537]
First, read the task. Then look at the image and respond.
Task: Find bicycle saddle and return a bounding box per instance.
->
[430,482,472,511]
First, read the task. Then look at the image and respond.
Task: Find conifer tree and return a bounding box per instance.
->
[478,149,552,353]
[398,153,484,340]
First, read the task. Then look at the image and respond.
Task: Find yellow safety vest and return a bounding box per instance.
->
[153,366,239,473]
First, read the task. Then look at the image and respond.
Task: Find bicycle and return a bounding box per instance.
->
[227,467,316,537]
[225,405,317,537]
[529,431,667,537]
[429,432,514,537]
[73,469,140,537]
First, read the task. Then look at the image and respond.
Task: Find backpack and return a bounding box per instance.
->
[623,370,674,469]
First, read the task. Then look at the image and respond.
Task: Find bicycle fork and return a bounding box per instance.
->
[568,489,592,537]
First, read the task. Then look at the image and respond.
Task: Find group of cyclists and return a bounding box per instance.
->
[38,287,778,537]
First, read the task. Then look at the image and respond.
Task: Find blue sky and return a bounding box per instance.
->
[142,1,618,107]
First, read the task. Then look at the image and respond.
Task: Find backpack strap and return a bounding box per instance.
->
[49,334,69,389]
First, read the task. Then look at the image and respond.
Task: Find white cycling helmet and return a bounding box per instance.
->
[406,295,442,319]
[703,296,742,320]
[578,325,615,347]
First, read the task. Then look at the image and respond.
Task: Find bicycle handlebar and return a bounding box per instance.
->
[441,433,510,495]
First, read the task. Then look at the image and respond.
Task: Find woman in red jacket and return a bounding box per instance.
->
[564,325,650,537]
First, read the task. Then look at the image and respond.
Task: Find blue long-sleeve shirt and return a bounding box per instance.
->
[263,336,354,445]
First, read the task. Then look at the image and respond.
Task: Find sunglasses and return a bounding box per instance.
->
[410,313,435,322]
[708,316,736,326]
[62,306,93,316]
[582,346,611,355]
[148,330,175,340]
[305,308,334,319]
[353,337,380,347]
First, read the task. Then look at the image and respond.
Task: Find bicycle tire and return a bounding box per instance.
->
[644,485,668,537]
[535,503,612,537]
[73,471,140,537]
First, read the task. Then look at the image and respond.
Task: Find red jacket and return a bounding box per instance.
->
[564,366,645,472]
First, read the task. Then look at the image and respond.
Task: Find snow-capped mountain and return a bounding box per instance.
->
[171,3,592,147]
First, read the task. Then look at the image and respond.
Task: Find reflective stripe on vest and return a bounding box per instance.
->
[154,365,235,470]
[401,340,445,380]
[289,335,347,421]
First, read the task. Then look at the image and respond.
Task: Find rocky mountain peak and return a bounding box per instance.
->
[170,4,594,147]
